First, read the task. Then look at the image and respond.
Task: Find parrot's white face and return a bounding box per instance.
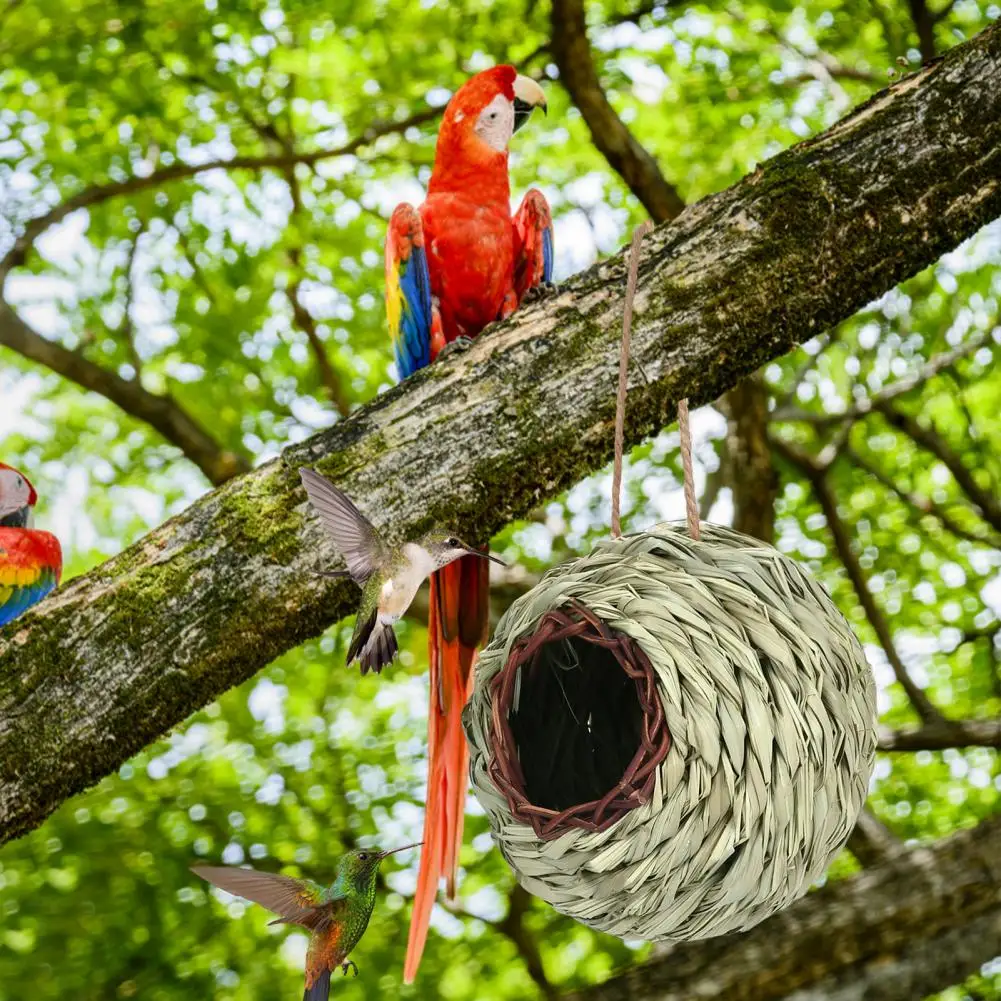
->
[474,92,516,152]
[0,466,35,525]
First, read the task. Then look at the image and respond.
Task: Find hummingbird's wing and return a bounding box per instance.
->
[298,468,388,583]
[191,865,328,929]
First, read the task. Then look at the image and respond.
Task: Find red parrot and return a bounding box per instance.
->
[384,65,554,982]
[0,462,62,627]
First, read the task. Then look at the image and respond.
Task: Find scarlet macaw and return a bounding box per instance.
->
[0,463,62,627]
[384,65,553,982]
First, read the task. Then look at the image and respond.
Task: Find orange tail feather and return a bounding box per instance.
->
[403,554,488,983]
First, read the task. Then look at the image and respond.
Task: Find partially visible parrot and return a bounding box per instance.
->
[0,462,62,628]
[384,64,553,982]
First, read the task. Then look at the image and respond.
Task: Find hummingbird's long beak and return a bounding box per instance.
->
[379,841,423,859]
[461,543,507,567]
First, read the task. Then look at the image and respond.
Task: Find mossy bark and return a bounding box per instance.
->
[2,24,1000,844]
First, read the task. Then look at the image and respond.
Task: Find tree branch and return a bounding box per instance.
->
[908,0,939,63]
[283,168,351,418]
[497,885,555,1000]
[718,376,778,542]
[2,23,1000,841]
[878,717,1001,751]
[846,447,1000,547]
[564,817,1001,1001]
[772,331,990,425]
[773,439,944,723]
[0,301,248,485]
[550,0,685,222]
[846,809,903,867]
[0,107,440,284]
[876,402,1001,533]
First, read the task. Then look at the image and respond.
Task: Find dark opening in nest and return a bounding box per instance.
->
[487,601,671,838]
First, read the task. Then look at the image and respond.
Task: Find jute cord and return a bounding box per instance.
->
[611,221,699,541]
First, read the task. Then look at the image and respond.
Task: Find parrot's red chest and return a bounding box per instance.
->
[420,194,514,343]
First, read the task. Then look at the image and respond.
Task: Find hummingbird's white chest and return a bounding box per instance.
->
[379,543,435,622]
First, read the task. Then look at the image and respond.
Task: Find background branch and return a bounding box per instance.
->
[876,402,1001,532]
[0,301,248,485]
[773,439,944,723]
[565,817,1001,1001]
[0,107,440,284]
[549,0,685,222]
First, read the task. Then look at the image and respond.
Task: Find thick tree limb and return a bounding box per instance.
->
[563,816,1001,1001]
[0,301,248,486]
[2,24,1001,842]
[551,0,783,547]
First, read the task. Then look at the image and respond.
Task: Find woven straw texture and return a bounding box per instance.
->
[464,524,877,941]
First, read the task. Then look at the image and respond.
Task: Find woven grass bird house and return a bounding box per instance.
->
[463,524,878,940]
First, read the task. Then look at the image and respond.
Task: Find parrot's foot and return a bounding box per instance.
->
[522,281,558,304]
[437,335,475,359]
[341,960,358,977]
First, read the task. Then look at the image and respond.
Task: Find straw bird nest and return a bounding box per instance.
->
[464,524,877,941]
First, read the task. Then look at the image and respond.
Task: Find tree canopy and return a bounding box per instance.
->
[1,2,999,1000]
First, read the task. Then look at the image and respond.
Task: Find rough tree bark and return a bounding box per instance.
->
[1,24,1000,845]
[565,816,1001,1001]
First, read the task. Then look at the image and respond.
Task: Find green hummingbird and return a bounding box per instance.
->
[192,842,420,999]
[298,467,505,674]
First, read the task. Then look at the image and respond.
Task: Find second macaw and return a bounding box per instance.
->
[0,463,62,627]
[384,65,553,982]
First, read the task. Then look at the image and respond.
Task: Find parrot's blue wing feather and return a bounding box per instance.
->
[542,221,554,284]
[386,204,435,379]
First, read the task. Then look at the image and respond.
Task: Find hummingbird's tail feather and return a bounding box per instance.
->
[404,555,487,983]
[346,610,398,675]
[359,621,398,675]
[303,969,331,1001]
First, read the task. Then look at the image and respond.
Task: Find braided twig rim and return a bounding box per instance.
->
[487,600,671,839]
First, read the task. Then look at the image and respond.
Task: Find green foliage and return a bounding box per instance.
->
[1,0,999,998]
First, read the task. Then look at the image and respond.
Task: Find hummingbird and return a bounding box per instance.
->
[298,467,505,674]
[192,842,421,1000]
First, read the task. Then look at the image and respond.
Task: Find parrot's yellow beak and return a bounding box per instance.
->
[513,75,547,132]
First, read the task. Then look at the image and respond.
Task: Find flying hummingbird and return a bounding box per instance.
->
[192,843,420,1000]
[298,467,505,674]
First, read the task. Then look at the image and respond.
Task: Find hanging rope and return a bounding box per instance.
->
[610,220,700,541]
[677,398,700,540]
[611,221,652,539]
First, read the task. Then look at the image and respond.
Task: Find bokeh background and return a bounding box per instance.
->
[1,1,999,998]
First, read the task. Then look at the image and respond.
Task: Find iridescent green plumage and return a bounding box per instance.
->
[192,843,419,1000]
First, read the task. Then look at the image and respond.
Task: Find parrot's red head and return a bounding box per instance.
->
[0,462,37,528]
[429,65,548,198]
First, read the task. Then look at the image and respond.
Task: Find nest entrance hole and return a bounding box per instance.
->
[488,601,671,838]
